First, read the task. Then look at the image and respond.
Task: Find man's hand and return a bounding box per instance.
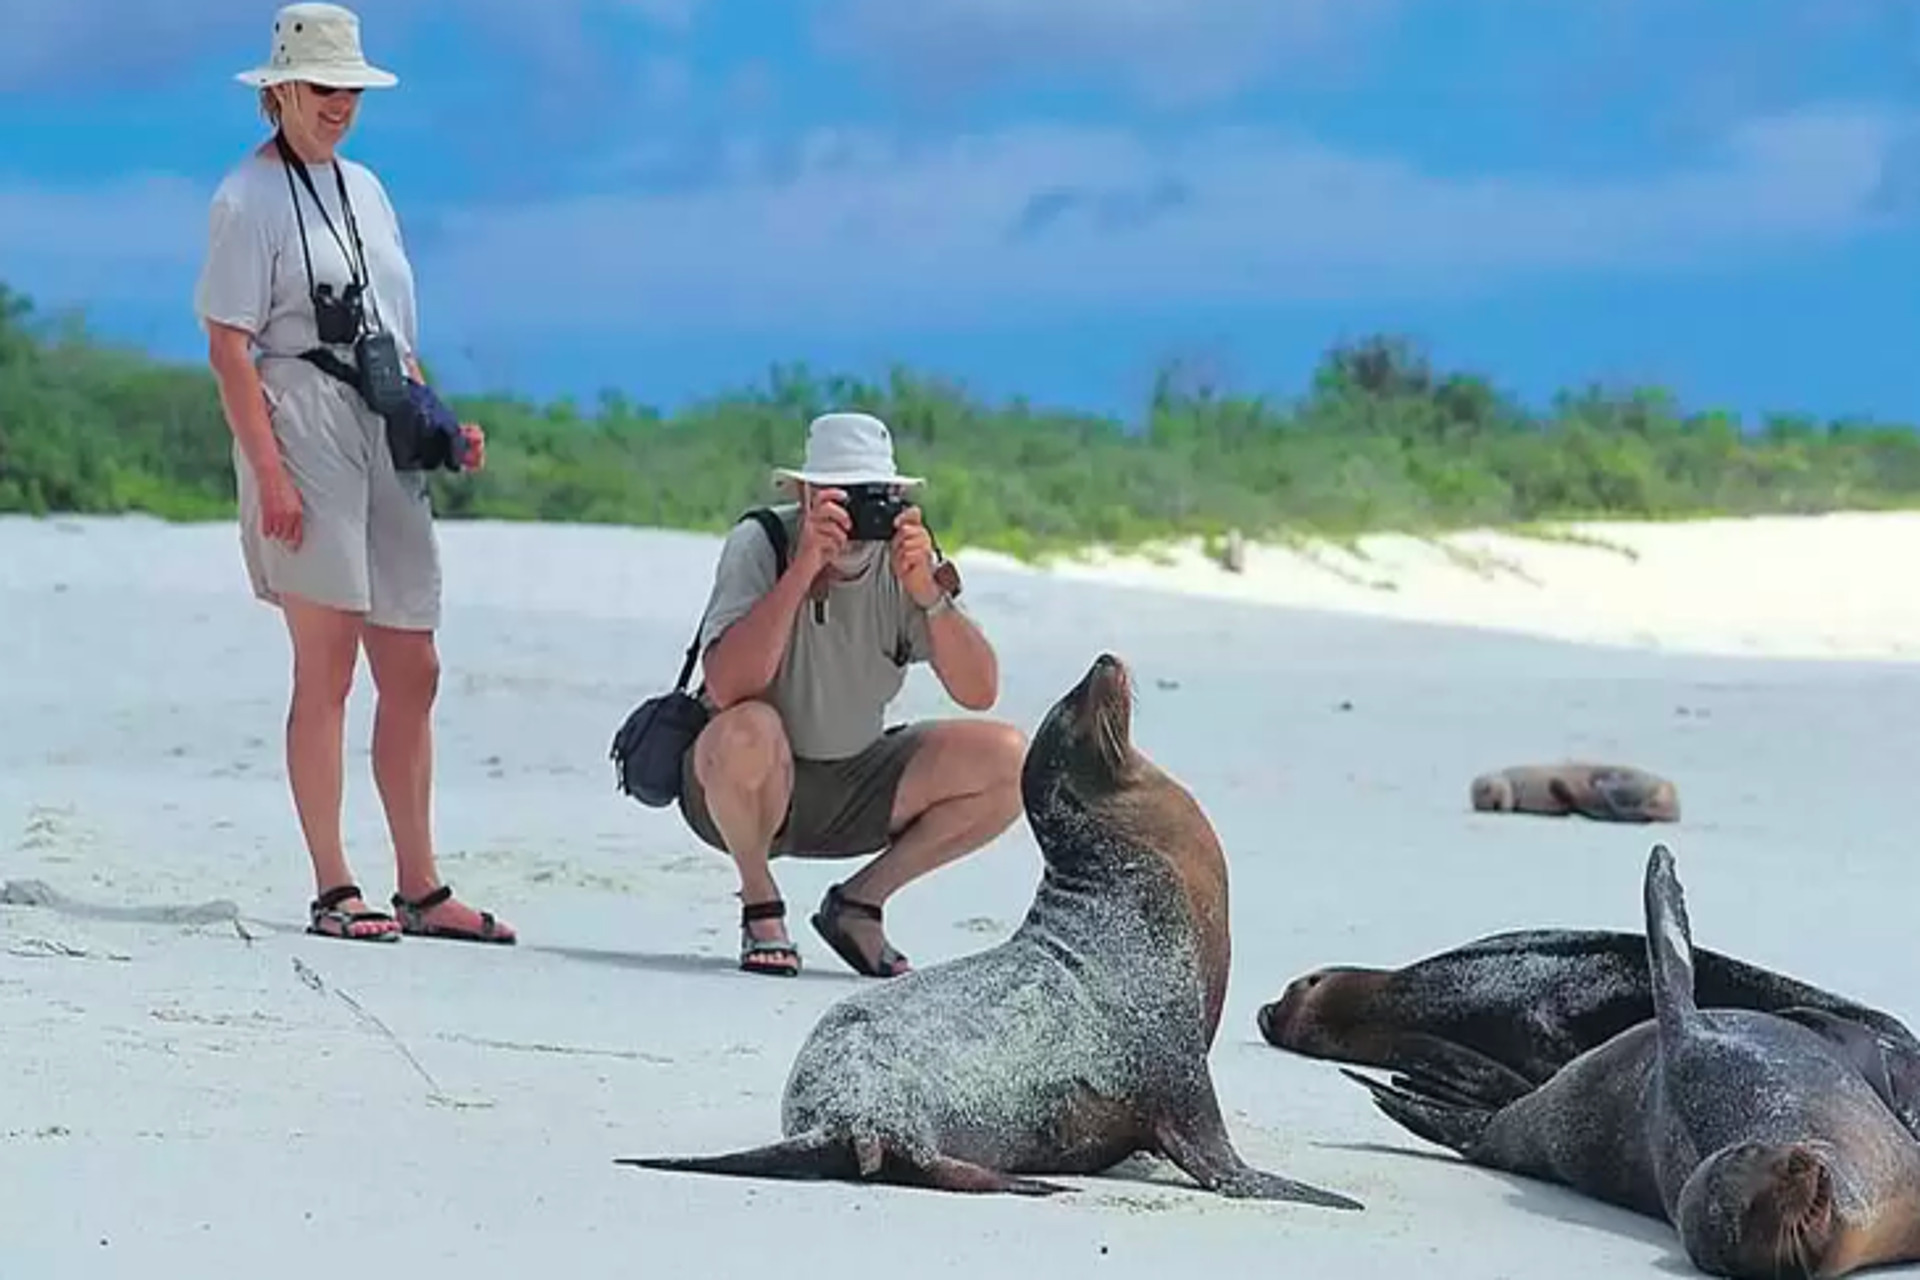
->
[891,506,942,607]
[795,487,851,575]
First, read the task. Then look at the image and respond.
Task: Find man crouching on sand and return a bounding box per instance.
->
[678,411,1025,978]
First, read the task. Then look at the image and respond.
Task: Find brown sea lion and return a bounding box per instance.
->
[1347,844,1920,1279]
[618,652,1361,1209]
[1470,761,1680,823]
[1257,927,1920,1129]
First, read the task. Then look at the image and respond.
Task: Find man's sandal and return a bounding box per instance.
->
[307,883,401,943]
[740,899,801,976]
[390,884,516,945]
[810,883,911,978]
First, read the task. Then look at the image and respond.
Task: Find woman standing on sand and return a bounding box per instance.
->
[193,2,514,945]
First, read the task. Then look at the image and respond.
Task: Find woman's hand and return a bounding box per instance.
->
[257,462,304,548]
[459,422,486,472]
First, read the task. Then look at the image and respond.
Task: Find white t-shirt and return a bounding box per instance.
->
[193,145,419,365]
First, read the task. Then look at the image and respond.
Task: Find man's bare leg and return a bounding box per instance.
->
[830,719,1026,968]
[692,702,797,969]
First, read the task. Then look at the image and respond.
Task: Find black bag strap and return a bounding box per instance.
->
[672,507,791,693]
[298,346,361,388]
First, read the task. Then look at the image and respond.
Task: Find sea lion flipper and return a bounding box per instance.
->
[1339,1066,1496,1156]
[1388,1034,1540,1108]
[1151,1100,1363,1210]
[918,1156,1072,1197]
[618,1132,1074,1198]
[616,1130,854,1183]
[1641,843,1702,1049]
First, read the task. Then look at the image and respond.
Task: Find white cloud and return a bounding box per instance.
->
[0,173,210,305]
[815,0,1396,106]
[414,104,1910,336]
[0,0,702,92]
[0,105,1908,344]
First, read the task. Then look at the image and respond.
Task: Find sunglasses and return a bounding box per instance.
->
[306,84,363,98]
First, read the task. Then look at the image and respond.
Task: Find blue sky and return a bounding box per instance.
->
[3,0,1919,424]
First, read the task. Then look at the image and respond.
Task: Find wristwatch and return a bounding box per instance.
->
[923,591,955,618]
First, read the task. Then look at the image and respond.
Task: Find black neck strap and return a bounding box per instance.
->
[273,130,381,336]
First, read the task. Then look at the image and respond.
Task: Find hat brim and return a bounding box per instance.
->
[237,63,398,89]
[773,468,923,489]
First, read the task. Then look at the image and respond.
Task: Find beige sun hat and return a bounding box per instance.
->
[235,3,398,89]
[773,412,924,489]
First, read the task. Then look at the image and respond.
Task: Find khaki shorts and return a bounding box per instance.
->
[679,722,927,859]
[234,357,442,632]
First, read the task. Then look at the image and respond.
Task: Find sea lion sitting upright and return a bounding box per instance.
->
[619,652,1362,1209]
[1470,761,1680,823]
[1257,927,1920,1122]
[1347,844,1920,1279]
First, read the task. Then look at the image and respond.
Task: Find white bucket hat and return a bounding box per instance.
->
[773,412,924,488]
[235,3,398,90]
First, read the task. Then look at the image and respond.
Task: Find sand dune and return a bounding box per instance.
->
[2,512,1916,1279]
[967,510,1920,663]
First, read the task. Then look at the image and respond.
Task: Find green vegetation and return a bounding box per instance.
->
[5,279,1920,562]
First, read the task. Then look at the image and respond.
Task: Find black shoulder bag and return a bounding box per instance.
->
[610,507,790,807]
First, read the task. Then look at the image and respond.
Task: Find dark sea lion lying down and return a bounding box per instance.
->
[1346,844,1920,1279]
[1258,926,1920,1135]
[1470,761,1680,823]
[620,653,1361,1209]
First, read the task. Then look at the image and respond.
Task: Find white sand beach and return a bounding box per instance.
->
[3,510,1918,1280]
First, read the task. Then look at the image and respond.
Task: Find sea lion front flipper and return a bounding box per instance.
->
[1149,1085,1363,1210]
[1587,769,1658,823]
[1641,843,1703,1048]
[1772,1006,1920,1136]
[1550,774,1640,822]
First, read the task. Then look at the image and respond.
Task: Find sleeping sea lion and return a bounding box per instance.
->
[1257,927,1920,1126]
[1470,761,1680,823]
[1347,844,1920,1279]
[618,652,1361,1209]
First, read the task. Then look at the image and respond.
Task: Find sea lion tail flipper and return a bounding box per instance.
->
[917,1156,1073,1197]
[616,1130,856,1183]
[1641,842,1703,1048]
[1390,1034,1540,1109]
[617,1134,1073,1198]
[1339,1067,1495,1156]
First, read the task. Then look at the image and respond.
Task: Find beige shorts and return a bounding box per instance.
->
[235,357,442,632]
[680,722,928,859]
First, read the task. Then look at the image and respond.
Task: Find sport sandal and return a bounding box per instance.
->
[307,883,401,943]
[739,898,801,976]
[390,884,516,945]
[810,883,911,978]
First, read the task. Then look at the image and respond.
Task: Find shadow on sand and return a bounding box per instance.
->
[528,941,868,986]
[1326,1138,1690,1268]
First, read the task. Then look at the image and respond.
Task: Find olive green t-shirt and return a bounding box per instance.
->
[696,504,938,762]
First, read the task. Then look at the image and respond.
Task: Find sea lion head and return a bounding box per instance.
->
[1469,773,1515,812]
[1256,965,1393,1057]
[1022,652,1234,1042]
[1021,652,1139,839]
[1675,1139,1839,1279]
